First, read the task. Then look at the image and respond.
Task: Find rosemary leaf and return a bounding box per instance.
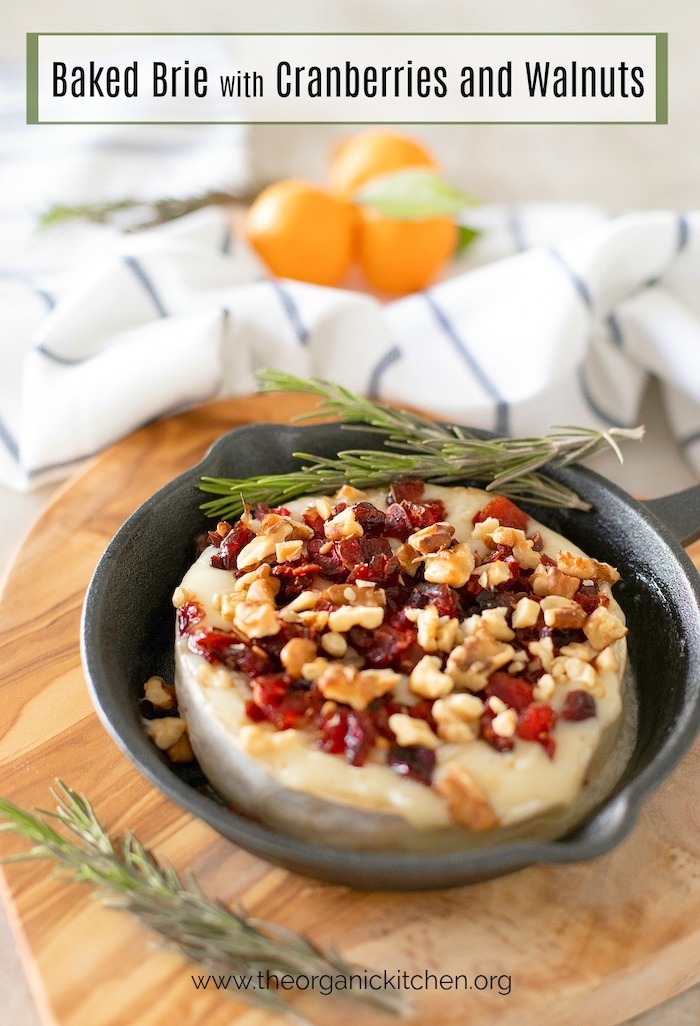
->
[197,371,643,519]
[39,189,258,232]
[0,782,407,1022]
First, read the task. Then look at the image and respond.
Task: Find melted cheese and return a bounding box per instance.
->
[174,484,632,850]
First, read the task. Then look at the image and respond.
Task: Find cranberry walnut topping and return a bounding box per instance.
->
[172,479,628,835]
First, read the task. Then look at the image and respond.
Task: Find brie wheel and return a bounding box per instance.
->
[172,484,630,851]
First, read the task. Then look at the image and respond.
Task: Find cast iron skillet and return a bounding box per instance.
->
[81,422,700,890]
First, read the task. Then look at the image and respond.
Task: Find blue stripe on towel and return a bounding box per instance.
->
[221,224,233,255]
[423,291,509,435]
[270,281,308,345]
[549,248,593,310]
[507,207,527,252]
[607,313,625,349]
[0,408,19,461]
[368,345,402,398]
[34,344,84,365]
[677,214,690,253]
[577,364,630,429]
[123,255,167,317]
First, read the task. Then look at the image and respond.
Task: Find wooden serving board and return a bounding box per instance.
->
[0,394,699,1026]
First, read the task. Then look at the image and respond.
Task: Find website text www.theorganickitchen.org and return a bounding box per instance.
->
[191,968,512,997]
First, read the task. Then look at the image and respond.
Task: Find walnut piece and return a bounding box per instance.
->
[317,665,399,711]
[233,601,280,639]
[531,564,580,600]
[327,604,385,632]
[434,764,499,831]
[424,542,475,587]
[324,506,364,541]
[280,638,318,678]
[583,606,628,651]
[511,596,541,629]
[145,717,187,750]
[408,655,455,699]
[388,713,439,749]
[407,521,455,554]
[446,631,515,691]
[144,676,176,710]
[432,693,485,743]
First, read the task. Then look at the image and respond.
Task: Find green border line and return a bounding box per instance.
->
[26,33,39,124]
[656,32,668,124]
[27,31,665,126]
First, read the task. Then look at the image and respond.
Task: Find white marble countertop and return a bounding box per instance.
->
[0,379,698,1024]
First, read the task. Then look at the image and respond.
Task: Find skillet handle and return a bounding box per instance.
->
[642,485,700,547]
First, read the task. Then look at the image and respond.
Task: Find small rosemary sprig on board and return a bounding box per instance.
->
[0,782,407,1023]
[198,371,644,520]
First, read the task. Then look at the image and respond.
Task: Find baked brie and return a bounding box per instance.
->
[171,480,629,850]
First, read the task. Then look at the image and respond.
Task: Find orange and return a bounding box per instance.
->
[245,180,357,287]
[328,130,438,200]
[357,208,458,295]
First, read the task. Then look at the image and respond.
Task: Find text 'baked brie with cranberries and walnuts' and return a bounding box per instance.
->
[171,479,629,850]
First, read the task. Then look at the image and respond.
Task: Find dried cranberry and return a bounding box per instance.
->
[250,674,317,730]
[574,587,609,614]
[350,623,421,673]
[517,704,557,757]
[348,553,400,587]
[480,709,515,752]
[301,508,326,537]
[351,501,386,535]
[317,708,376,766]
[188,630,273,675]
[473,496,529,532]
[272,561,322,578]
[389,477,425,503]
[561,690,597,721]
[387,744,436,785]
[485,673,533,713]
[269,506,291,516]
[336,537,365,571]
[306,538,347,581]
[406,582,460,619]
[210,520,254,571]
[177,601,204,634]
[405,499,445,531]
[383,502,414,540]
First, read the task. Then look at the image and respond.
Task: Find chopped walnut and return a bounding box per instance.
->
[275,539,304,563]
[475,560,512,590]
[471,517,500,546]
[491,708,518,738]
[233,563,275,594]
[167,733,195,763]
[434,764,499,831]
[324,506,364,541]
[559,641,596,661]
[424,542,475,587]
[532,673,556,701]
[280,638,318,678]
[320,631,348,657]
[172,586,195,609]
[388,713,439,749]
[511,596,541,629]
[233,601,280,639]
[479,607,515,641]
[396,542,422,576]
[197,662,234,689]
[584,606,628,651]
[317,665,399,711]
[446,631,516,691]
[301,657,330,681]
[531,564,580,600]
[323,583,385,607]
[333,485,367,503]
[288,590,320,612]
[407,521,455,554]
[237,529,288,571]
[246,577,281,606]
[528,636,555,672]
[542,603,588,630]
[144,676,176,710]
[144,717,187,750]
[487,695,507,714]
[314,497,333,520]
[288,519,315,541]
[557,550,620,584]
[551,656,598,691]
[409,655,455,699]
[490,526,540,569]
[410,604,460,653]
[432,693,485,743]
[258,513,294,537]
[328,604,385,632]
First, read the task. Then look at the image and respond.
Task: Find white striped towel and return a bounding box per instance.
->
[1,199,699,491]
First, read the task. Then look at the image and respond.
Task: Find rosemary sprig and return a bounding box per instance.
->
[198,371,644,520]
[0,782,407,1023]
[39,188,258,232]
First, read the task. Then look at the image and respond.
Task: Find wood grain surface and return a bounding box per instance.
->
[0,394,698,1026]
